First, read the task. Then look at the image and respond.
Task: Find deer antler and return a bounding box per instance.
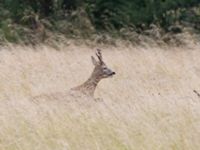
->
[96,49,103,64]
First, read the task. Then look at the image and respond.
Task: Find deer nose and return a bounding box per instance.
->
[112,72,116,75]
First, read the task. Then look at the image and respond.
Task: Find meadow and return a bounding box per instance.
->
[0,41,200,150]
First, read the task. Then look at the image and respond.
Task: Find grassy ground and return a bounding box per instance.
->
[0,41,200,150]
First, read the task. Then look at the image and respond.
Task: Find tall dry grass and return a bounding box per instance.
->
[0,41,200,150]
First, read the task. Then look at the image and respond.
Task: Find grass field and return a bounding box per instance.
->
[0,42,200,150]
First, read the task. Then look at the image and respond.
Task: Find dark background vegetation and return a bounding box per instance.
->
[0,0,200,44]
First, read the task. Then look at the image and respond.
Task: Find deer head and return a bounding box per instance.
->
[91,49,115,79]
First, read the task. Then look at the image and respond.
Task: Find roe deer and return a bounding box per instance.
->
[32,49,115,103]
[71,49,116,97]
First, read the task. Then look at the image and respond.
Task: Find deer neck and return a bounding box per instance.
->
[73,72,101,97]
[82,74,101,96]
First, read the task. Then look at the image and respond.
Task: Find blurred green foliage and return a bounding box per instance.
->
[0,0,199,42]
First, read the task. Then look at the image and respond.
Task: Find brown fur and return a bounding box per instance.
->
[71,49,115,97]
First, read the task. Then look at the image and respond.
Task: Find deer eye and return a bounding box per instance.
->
[103,67,107,70]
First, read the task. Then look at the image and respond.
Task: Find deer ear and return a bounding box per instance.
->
[91,56,98,66]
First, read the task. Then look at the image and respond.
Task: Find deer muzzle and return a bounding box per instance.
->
[109,71,116,76]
